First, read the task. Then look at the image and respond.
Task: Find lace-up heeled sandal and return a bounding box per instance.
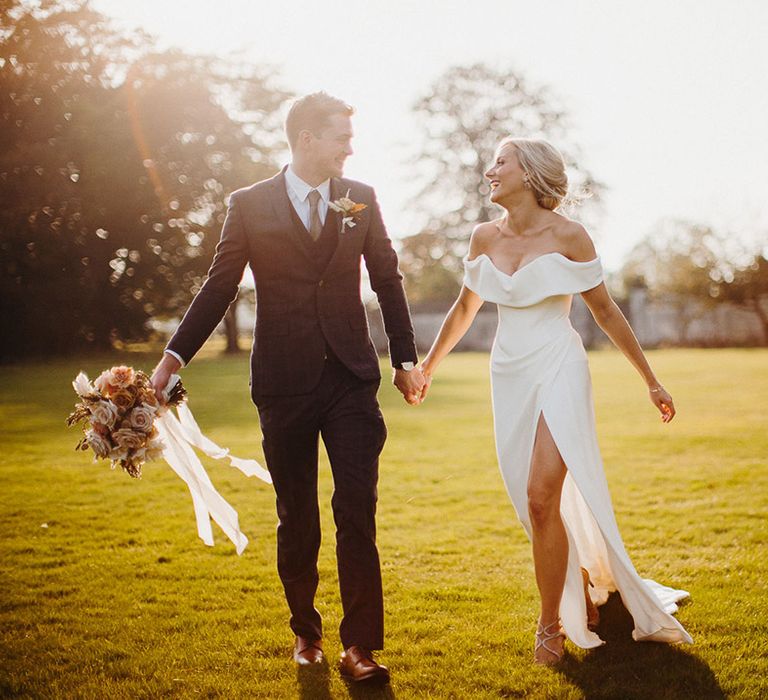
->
[534,619,565,665]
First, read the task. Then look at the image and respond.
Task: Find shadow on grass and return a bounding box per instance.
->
[296,662,332,700]
[344,679,396,700]
[296,663,396,699]
[556,593,723,699]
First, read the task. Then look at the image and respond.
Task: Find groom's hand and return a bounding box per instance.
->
[393,367,426,406]
[151,353,181,403]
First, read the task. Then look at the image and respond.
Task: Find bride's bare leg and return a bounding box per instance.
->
[527,414,568,663]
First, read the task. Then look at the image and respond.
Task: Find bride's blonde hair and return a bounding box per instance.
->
[500,137,570,211]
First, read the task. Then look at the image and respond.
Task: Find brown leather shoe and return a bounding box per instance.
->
[293,636,324,666]
[339,646,390,683]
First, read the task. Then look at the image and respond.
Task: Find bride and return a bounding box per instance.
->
[419,137,692,665]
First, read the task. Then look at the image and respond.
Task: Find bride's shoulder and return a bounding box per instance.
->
[467,221,498,260]
[551,216,597,262]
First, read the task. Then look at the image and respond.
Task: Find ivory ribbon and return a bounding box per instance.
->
[154,402,271,554]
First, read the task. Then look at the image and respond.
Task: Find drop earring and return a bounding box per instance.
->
[523,172,532,189]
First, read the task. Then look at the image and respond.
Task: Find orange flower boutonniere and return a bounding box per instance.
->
[328,189,367,233]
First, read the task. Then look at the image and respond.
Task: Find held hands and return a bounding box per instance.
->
[649,385,675,423]
[392,363,435,406]
[393,367,427,405]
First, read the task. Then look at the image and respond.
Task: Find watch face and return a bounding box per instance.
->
[399,362,415,371]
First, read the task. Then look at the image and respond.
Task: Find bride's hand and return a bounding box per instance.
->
[649,385,675,423]
[418,366,433,403]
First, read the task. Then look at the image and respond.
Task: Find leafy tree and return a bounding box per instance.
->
[1,0,138,356]
[397,229,462,310]
[713,250,768,344]
[108,50,288,352]
[399,62,603,305]
[0,0,288,360]
[619,220,768,344]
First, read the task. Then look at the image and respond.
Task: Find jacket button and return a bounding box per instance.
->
[318,280,324,287]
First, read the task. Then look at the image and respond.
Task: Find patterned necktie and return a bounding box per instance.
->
[307,189,322,241]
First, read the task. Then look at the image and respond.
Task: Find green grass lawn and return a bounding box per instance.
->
[1,348,766,699]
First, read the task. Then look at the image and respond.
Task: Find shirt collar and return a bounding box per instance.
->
[286,164,331,202]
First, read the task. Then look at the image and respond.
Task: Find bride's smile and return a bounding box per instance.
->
[485,143,530,204]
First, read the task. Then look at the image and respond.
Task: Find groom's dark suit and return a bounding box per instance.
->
[166,166,417,649]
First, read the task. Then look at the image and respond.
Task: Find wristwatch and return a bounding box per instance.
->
[395,361,416,371]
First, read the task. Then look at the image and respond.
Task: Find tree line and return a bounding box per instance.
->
[2,1,766,361]
[396,65,767,343]
[1,0,288,359]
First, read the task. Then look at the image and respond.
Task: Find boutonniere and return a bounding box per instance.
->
[328,189,367,233]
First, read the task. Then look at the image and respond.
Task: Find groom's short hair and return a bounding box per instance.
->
[285,92,354,149]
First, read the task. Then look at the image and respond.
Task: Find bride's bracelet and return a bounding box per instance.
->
[649,386,664,393]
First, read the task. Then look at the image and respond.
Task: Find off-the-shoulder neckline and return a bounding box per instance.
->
[464,252,601,279]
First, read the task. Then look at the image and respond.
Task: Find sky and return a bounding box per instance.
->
[92,0,768,270]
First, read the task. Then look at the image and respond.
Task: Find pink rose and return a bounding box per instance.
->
[94,370,115,395]
[110,366,136,388]
[94,366,136,396]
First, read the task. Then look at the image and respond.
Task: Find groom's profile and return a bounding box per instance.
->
[151,92,424,683]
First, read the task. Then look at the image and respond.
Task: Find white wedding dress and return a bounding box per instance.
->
[463,252,693,648]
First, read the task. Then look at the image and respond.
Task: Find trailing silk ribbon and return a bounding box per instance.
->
[154,401,271,555]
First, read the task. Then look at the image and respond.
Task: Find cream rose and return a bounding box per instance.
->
[89,400,119,429]
[126,405,156,433]
[85,429,112,458]
[113,427,146,451]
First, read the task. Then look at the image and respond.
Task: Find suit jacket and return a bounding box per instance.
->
[166,166,418,398]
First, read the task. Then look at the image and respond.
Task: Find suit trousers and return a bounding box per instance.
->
[255,354,387,650]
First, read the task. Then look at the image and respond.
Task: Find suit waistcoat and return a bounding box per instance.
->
[287,197,339,275]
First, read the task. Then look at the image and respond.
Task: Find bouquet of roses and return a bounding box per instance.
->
[67,365,270,554]
[67,365,185,478]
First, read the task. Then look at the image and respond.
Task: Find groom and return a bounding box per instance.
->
[151,92,424,683]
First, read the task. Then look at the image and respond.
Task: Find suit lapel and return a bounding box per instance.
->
[328,177,343,234]
[322,177,359,277]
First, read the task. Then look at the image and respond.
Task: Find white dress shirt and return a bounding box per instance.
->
[164,165,332,368]
[284,164,330,229]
